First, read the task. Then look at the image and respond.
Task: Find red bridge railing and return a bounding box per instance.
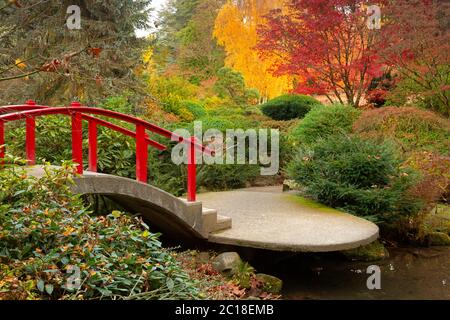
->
[0,100,208,202]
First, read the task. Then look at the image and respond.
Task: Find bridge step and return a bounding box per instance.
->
[202,207,232,235]
[213,215,232,233]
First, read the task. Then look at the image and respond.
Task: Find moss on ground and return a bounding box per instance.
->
[342,240,389,262]
[285,194,346,214]
[255,274,283,294]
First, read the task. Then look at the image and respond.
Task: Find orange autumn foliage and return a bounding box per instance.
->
[213,0,294,101]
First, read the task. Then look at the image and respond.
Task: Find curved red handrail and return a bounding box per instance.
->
[0,105,48,113]
[0,102,206,201]
[82,116,167,151]
[1,106,171,135]
[0,106,211,154]
[0,105,166,151]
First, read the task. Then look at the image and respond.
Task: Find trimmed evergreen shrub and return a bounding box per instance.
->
[261,94,322,120]
[291,104,361,145]
[288,135,422,223]
[196,115,258,131]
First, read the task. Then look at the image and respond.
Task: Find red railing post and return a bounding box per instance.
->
[0,120,4,161]
[71,102,83,174]
[25,100,36,165]
[135,124,148,183]
[88,120,98,172]
[187,136,197,202]
[25,116,36,165]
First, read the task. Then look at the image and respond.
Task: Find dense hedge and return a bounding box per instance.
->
[261,94,322,120]
[291,104,361,145]
[288,135,422,223]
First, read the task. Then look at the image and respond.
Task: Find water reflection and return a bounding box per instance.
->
[258,247,450,300]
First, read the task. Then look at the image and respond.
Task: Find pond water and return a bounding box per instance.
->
[254,246,450,300]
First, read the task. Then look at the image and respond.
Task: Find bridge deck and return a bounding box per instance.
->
[198,186,379,252]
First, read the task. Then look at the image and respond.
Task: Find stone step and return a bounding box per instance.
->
[202,207,232,235]
[202,207,218,218]
[212,214,232,233]
[201,207,217,236]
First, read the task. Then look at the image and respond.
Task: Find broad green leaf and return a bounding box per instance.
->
[37,279,45,292]
[45,284,54,295]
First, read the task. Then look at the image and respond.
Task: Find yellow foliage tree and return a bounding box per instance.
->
[213,0,294,101]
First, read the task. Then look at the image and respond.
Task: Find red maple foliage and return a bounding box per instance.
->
[375,0,450,116]
[367,88,389,107]
[257,0,385,107]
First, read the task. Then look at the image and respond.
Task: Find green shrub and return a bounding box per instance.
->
[196,115,256,131]
[183,118,261,190]
[183,101,206,119]
[243,105,264,117]
[214,67,260,106]
[197,164,260,190]
[259,119,299,133]
[96,130,136,178]
[5,117,137,179]
[291,104,361,145]
[5,116,72,163]
[99,95,135,115]
[0,162,199,300]
[261,94,322,121]
[353,107,450,155]
[288,135,422,223]
[259,119,300,171]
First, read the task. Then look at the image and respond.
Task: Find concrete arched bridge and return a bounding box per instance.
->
[0,101,379,252]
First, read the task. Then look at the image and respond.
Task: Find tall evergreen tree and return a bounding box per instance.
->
[154,0,225,82]
[177,0,225,83]
[155,0,200,57]
[0,0,152,105]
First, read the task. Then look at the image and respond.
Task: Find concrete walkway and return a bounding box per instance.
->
[197,186,379,252]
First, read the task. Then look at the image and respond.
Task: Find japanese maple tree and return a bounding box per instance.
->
[257,0,384,107]
[375,0,450,116]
